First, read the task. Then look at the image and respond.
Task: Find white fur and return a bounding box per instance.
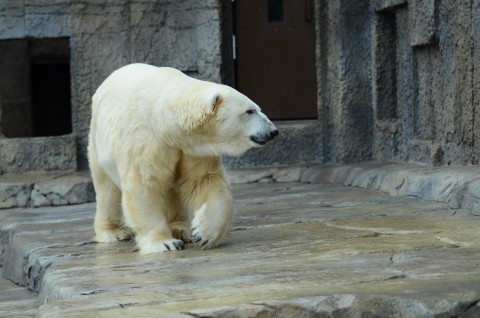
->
[88,63,277,254]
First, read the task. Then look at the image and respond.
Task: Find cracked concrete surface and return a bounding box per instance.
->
[1,177,480,317]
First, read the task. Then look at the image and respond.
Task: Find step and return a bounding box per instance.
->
[3,162,480,211]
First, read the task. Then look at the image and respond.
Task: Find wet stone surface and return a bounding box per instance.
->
[0,275,38,318]
[1,182,480,317]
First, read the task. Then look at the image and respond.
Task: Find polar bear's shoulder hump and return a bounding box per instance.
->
[113,64,185,79]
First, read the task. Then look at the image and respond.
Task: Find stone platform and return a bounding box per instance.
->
[1,164,480,317]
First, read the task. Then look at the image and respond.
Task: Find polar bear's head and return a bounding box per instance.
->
[182,85,279,157]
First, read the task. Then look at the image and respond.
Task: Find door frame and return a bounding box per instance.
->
[219,0,321,121]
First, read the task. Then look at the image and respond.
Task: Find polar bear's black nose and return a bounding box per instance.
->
[270,130,279,139]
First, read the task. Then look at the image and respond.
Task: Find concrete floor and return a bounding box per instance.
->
[1,172,480,317]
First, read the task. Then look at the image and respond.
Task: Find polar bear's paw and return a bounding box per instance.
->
[190,211,225,250]
[95,227,134,243]
[170,221,193,243]
[191,226,212,249]
[138,238,185,254]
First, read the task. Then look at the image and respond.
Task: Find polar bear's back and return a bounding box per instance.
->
[92,64,191,110]
[107,64,186,85]
[91,64,204,133]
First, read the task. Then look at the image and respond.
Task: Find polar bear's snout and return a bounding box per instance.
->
[250,129,279,145]
[249,114,279,146]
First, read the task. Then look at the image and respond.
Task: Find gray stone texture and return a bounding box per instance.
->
[319,0,480,165]
[369,0,480,165]
[227,165,308,184]
[0,275,38,318]
[228,161,480,213]
[318,0,375,163]
[302,162,480,211]
[0,136,76,174]
[409,0,438,46]
[0,171,94,209]
[2,182,480,317]
[30,173,95,208]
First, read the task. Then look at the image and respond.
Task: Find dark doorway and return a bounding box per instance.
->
[0,37,71,138]
[234,0,317,120]
[30,38,72,137]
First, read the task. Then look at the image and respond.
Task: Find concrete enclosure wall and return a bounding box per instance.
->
[0,0,223,172]
[1,0,480,173]
[317,0,480,166]
[341,0,480,165]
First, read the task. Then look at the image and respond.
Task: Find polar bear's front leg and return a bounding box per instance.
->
[190,188,233,250]
[122,189,185,254]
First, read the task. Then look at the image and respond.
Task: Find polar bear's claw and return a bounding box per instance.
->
[163,240,184,251]
[191,228,203,243]
[173,240,185,250]
[138,238,185,254]
[191,227,215,249]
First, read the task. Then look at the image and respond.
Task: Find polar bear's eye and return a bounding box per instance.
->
[246,109,255,115]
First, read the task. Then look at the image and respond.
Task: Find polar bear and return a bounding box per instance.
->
[88,63,278,254]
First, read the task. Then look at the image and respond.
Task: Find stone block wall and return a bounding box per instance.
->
[385,0,480,165]
[0,0,223,173]
[317,0,375,163]
[324,0,480,165]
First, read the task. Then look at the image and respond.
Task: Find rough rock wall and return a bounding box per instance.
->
[319,0,480,166]
[318,0,375,163]
[0,0,222,172]
[370,0,480,165]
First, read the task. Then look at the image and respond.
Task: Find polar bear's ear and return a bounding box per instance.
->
[204,91,222,114]
[181,90,222,131]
